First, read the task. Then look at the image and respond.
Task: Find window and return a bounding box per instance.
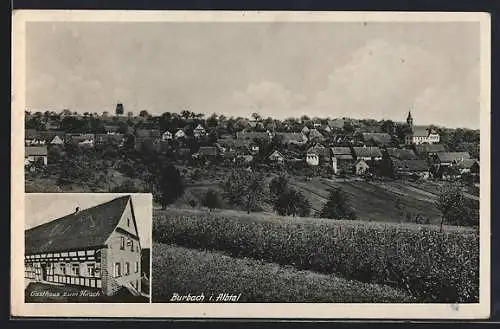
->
[120,236,125,250]
[127,217,130,227]
[87,264,95,277]
[114,262,121,277]
[130,240,134,251]
[135,261,139,273]
[125,262,130,275]
[71,264,79,276]
[60,263,66,275]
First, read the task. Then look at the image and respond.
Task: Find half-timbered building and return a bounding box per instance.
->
[24,195,143,297]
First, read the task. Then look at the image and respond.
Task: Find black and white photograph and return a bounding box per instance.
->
[12,11,490,318]
[24,193,152,303]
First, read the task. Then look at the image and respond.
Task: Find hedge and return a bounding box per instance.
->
[152,243,412,303]
[153,208,479,303]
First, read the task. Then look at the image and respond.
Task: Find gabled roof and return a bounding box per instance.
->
[455,159,479,169]
[352,147,383,158]
[197,146,218,156]
[386,148,417,160]
[415,144,446,154]
[308,129,324,139]
[362,132,392,145]
[331,147,352,156]
[25,146,48,156]
[269,150,285,159]
[194,124,205,131]
[278,132,307,142]
[436,152,471,163]
[25,196,131,254]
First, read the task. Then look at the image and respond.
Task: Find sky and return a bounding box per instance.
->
[25,21,481,129]
[25,193,152,248]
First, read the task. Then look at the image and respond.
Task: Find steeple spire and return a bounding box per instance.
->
[406,110,413,126]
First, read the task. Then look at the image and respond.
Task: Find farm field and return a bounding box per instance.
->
[152,243,413,303]
[152,207,479,303]
[289,177,443,224]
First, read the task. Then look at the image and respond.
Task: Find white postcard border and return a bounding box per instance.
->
[11,10,491,319]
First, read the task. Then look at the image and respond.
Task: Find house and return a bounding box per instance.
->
[456,159,480,175]
[161,131,173,141]
[66,133,95,147]
[352,147,383,161]
[362,133,392,147]
[278,133,308,145]
[355,160,370,175]
[268,150,285,162]
[307,144,331,164]
[392,159,430,179]
[404,112,440,145]
[305,153,319,166]
[193,124,207,138]
[324,126,332,133]
[50,135,64,145]
[24,196,143,297]
[104,125,120,135]
[331,147,354,174]
[301,126,310,135]
[414,144,446,159]
[25,146,48,167]
[308,129,324,142]
[434,152,471,166]
[175,129,186,139]
[25,129,46,146]
[193,146,218,159]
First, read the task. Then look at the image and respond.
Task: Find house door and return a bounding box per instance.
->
[41,263,48,281]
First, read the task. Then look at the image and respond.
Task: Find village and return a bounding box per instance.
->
[25,103,480,186]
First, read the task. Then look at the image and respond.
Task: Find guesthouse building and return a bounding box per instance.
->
[24,196,143,297]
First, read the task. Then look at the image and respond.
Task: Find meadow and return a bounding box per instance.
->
[153,207,479,303]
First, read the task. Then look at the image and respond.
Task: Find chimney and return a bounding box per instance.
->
[74,207,80,214]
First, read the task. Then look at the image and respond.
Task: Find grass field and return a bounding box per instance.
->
[290,178,444,224]
[153,207,479,303]
[152,243,413,303]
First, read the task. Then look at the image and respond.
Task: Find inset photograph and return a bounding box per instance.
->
[24,193,152,303]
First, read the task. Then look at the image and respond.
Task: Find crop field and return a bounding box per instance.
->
[152,208,479,303]
[152,243,413,303]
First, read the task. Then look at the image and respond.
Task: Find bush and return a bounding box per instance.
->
[153,208,479,303]
[202,189,223,211]
[152,243,412,303]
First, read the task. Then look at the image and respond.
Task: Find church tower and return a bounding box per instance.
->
[406,110,413,127]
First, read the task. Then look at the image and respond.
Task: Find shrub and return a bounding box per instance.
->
[152,243,412,303]
[153,208,479,303]
[202,189,223,211]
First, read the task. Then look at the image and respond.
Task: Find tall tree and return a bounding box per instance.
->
[202,188,223,211]
[157,164,185,209]
[436,183,478,230]
[251,112,262,121]
[221,170,267,214]
[319,187,356,220]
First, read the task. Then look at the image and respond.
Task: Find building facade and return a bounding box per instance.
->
[24,196,143,297]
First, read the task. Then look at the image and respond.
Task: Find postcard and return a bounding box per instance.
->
[11,10,491,319]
